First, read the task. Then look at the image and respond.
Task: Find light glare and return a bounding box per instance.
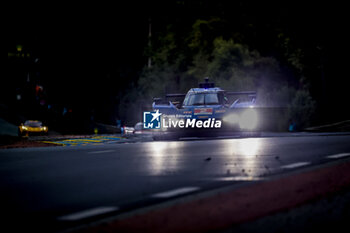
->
[239,109,258,130]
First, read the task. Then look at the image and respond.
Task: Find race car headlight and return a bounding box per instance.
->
[239,109,258,130]
[223,114,240,125]
[21,126,28,130]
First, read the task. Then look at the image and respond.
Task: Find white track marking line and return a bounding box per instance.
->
[326,153,350,159]
[88,150,115,154]
[151,187,200,198]
[212,176,263,181]
[58,206,119,221]
[281,162,310,169]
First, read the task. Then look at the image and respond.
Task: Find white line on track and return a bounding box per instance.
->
[57,206,119,221]
[281,162,311,169]
[87,150,115,154]
[151,187,200,198]
[326,153,350,159]
[212,176,263,181]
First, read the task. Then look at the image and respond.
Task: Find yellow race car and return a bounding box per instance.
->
[19,120,48,136]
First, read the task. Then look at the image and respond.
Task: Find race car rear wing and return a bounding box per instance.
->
[153,93,186,110]
[225,91,256,97]
[153,93,186,104]
[225,91,257,108]
[165,93,186,98]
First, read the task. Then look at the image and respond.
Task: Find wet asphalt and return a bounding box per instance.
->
[1,134,350,232]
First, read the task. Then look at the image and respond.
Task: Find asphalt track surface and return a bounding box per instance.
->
[1,134,350,232]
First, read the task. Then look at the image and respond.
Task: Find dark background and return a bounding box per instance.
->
[5,1,349,133]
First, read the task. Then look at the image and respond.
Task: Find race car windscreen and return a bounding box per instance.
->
[183,93,225,106]
[24,121,43,127]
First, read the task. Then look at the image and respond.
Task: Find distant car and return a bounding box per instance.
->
[19,120,48,136]
[133,122,143,134]
[123,126,134,134]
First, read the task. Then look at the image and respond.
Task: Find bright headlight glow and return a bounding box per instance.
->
[223,114,239,124]
[239,109,258,130]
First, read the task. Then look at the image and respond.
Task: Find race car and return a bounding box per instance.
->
[18,120,48,136]
[151,78,258,135]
